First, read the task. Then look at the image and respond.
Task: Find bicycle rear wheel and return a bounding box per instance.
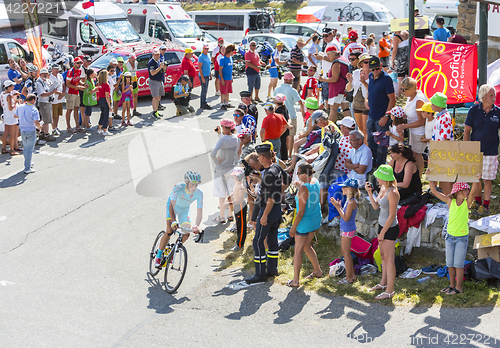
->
[163,244,188,293]
[352,7,364,21]
[149,231,165,277]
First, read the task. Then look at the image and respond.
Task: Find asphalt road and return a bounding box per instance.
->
[1,76,499,348]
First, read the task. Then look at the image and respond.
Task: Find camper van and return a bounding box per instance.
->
[322,21,390,40]
[188,9,274,44]
[39,2,142,59]
[307,0,394,23]
[116,1,217,54]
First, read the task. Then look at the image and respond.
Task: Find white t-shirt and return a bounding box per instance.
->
[321,41,337,78]
[308,43,319,66]
[425,118,436,139]
[49,73,65,104]
[36,77,52,103]
[405,90,428,136]
[108,75,116,96]
[342,42,367,59]
[389,125,399,146]
[369,44,378,56]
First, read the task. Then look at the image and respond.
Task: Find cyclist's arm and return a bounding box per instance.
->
[195,207,203,229]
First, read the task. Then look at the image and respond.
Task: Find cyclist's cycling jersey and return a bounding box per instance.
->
[166,183,203,224]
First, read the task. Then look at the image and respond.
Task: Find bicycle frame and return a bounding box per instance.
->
[162,228,190,268]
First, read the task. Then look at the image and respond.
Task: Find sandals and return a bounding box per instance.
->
[446,288,462,295]
[1,149,8,154]
[369,284,387,292]
[227,216,234,222]
[305,271,323,280]
[213,216,226,223]
[10,151,19,156]
[440,286,454,293]
[286,280,300,288]
[127,121,132,126]
[375,291,395,300]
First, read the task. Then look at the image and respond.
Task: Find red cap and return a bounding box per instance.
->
[218,37,224,42]
[348,30,358,40]
[326,45,338,53]
[74,57,83,63]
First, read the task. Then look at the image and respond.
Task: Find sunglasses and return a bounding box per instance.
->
[362,61,369,65]
[233,113,243,117]
[370,67,381,71]
[298,172,305,175]
[401,88,407,92]
[349,58,358,61]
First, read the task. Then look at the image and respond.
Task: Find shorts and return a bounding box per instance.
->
[247,73,261,92]
[220,79,233,95]
[289,118,297,137]
[409,131,426,154]
[378,224,399,241]
[215,70,220,79]
[353,108,369,115]
[321,82,329,104]
[176,104,195,115]
[380,56,390,67]
[328,94,344,105]
[65,93,80,109]
[84,105,93,117]
[52,103,63,117]
[296,230,314,236]
[482,155,499,180]
[341,230,356,238]
[269,66,278,79]
[445,233,468,268]
[113,90,121,102]
[149,79,165,98]
[166,205,191,226]
[291,69,301,81]
[38,102,52,124]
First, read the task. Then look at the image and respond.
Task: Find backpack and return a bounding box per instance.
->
[395,255,407,276]
[350,236,372,259]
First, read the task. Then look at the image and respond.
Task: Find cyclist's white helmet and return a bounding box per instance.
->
[184,170,201,184]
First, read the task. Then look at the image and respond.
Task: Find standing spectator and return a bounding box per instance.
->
[346,130,372,187]
[391,31,410,92]
[347,50,362,73]
[119,72,134,125]
[318,46,350,122]
[211,119,239,223]
[18,58,29,81]
[378,32,391,72]
[414,7,431,39]
[124,54,141,116]
[173,75,195,116]
[267,42,286,100]
[346,52,370,145]
[366,165,400,300]
[433,16,451,42]
[15,94,41,174]
[1,81,22,155]
[334,117,355,175]
[397,77,427,177]
[239,90,259,123]
[82,68,99,130]
[236,103,257,141]
[361,35,368,49]
[260,103,289,158]
[198,44,212,110]
[287,163,323,287]
[229,167,248,251]
[314,28,338,113]
[106,65,118,131]
[148,50,167,119]
[273,94,290,160]
[182,48,197,88]
[21,65,38,99]
[289,38,307,91]
[65,57,86,133]
[307,35,321,75]
[366,37,377,56]
[35,68,57,141]
[419,102,436,146]
[157,46,168,112]
[97,70,112,136]
[448,27,467,44]
[365,56,396,168]
[212,37,224,96]
[274,71,304,157]
[342,30,367,59]
[7,58,22,91]
[238,128,255,159]
[79,55,92,123]
[233,108,246,134]
[49,65,65,136]
[245,41,265,102]
[219,44,236,110]
[464,84,500,217]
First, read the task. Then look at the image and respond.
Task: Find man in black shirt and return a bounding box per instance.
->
[240,90,259,123]
[245,143,289,284]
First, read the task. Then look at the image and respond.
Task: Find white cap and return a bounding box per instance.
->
[263,103,274,110]
[110,58,118,64]
[159,44,167,50]
[3,80,14,88]
[337,116,356,128]
[39,68,49,74]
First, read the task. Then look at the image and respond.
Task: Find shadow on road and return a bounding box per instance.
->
[273,287,311,324]
[144,273,190,314]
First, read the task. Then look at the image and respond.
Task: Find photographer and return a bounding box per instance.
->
[148,50,167,119]
[36,68,57,142]
[173,75,195,116]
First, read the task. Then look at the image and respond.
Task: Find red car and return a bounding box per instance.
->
[90,43,200,96]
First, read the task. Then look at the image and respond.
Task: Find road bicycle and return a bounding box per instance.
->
[149,225,204,294]
[336,3,364,22]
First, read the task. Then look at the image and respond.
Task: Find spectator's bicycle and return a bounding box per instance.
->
[336,3,364,21]
[149,226,204,293]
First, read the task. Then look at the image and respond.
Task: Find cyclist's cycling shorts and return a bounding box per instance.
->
[166,203,191,226]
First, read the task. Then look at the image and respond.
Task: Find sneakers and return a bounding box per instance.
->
[127,121,132,126]
[226,104,235,108]
[154,257,162,268]
[215,91,221,96]
[36,139,46,145]
[113,113,122,120]
[52,128,61,135]
[158,104,166,111]
[24,168,35,174]
[152,111,162,119]
[108,126,117,131]
[220,104,228,110]
[202,104,212,110]
[474,205,490,217]
[133,110,142,116]
[470,201,480,212]
[422,264,440,275]
[97,129,103,134]
[229,224,237,232]
[328,216,340,227]
[230,245,241,251]
[102,131,112,136]
[44,133,56,142]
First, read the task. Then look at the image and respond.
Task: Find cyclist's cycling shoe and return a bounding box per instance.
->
[154,257,162,268]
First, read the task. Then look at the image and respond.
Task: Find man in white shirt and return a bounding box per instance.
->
[49,65,65,136]
[314,27,340,113]
[342,30,367,59]
[36,68,56,141]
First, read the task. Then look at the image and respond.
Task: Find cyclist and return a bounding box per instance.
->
[154,170,204,267]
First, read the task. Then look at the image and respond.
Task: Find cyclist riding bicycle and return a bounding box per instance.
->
[154,170,204,268]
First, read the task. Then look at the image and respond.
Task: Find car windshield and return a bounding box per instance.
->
[95,20,141,43]
[376,12,393,23]
[91,52,126,70]
[167,20,204,38]
[279,36,298,49]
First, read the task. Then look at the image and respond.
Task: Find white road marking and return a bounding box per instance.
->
[38,150,115,164]
[0,216,6,221]
[0,280,15,286]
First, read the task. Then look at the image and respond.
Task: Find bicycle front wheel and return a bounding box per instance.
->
[149,231,165,277]
[163,244,188,293]
[352,7,364,21]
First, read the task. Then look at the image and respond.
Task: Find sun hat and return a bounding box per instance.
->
[450,182,470,196]
[357,53,371,68]
[387,106,405,118]
[297,37,305,44]
[283,71,294,80]
[231,167,245,176]
[185,48,193,54]
[237,128,251,138]
[337,116,356,128]
[110,58,118,64]
[430,92,447,108]
[340,178,359,188]
[3,80,14,88]
[374,164,396,182]
[348,30,358,40]
[305,97,319,110]
[416,102,434,113]
[220,119,235,129]
[117,57,124,63]
[274,93,286,103]
[123,71,131,77]
[311,110,328,124]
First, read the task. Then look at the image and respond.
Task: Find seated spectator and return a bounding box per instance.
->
[334,117,355,175]
[346,130,372,187]
[388,144,422,204]
[237,102,257,142]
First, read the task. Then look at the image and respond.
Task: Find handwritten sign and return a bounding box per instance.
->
[427,141,482,182]
[390,16,428,31]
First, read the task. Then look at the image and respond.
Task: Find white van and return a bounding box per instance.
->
[322,21,390,39]
[116,1,217,54]
[307,0,394,23]
[188,9,274,44]
[39,2,142,59]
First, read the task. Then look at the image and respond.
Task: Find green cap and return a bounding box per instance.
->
[117,57,125,63]
[374,164,396,182]
[430,92,447,108]
[305,97,319,110]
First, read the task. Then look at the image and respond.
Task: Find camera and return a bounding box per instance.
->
[48,96,54,103]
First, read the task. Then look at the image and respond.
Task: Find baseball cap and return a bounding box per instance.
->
[387,106,405,118]
[74,57,83,63]
[416,102,434,114]
[237,128,251,138]
[3,80,14,88]
[264,103,274,110]
[383,31,391,37]
[276,42,284,46]
[180,75,190,81]
[185,48,193,54]
[368,56,381,69]
[39,68,49,74]
[311,110,328,124]
[348,30,358,40]
[83,55,92,62]
[340,178,359,188]
[326,45,338,53]
[274,94,286,103]
[50,64,61,70]
[159,44,167,50]
[337,116,356,128]
[218,37,224,42]
[203,43,209,48]
[322,27,333,34]
[110,58,118,64]
[361,35,367,40]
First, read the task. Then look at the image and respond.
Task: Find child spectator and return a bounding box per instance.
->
[82,68,98,131]
[119,72,133,126]
[97,70,112,136]
[418,102,435,145]
[330,178,359,284]
[334,117,355,175]
[173,75,195,116]
[301,66,318,100]
[229,167,247,251]
[219,44,236,110]
[433,16,451,42]
[386,106,405,146]
[106,65,118,131]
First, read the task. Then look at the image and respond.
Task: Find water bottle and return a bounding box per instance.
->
[417,276,432,283]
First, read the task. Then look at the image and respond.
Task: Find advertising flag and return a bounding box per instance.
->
[410,38,477,105]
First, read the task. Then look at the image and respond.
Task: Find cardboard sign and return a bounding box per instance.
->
[390,16,428,31]
[427,141,482,182]
[473,232,500,262]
